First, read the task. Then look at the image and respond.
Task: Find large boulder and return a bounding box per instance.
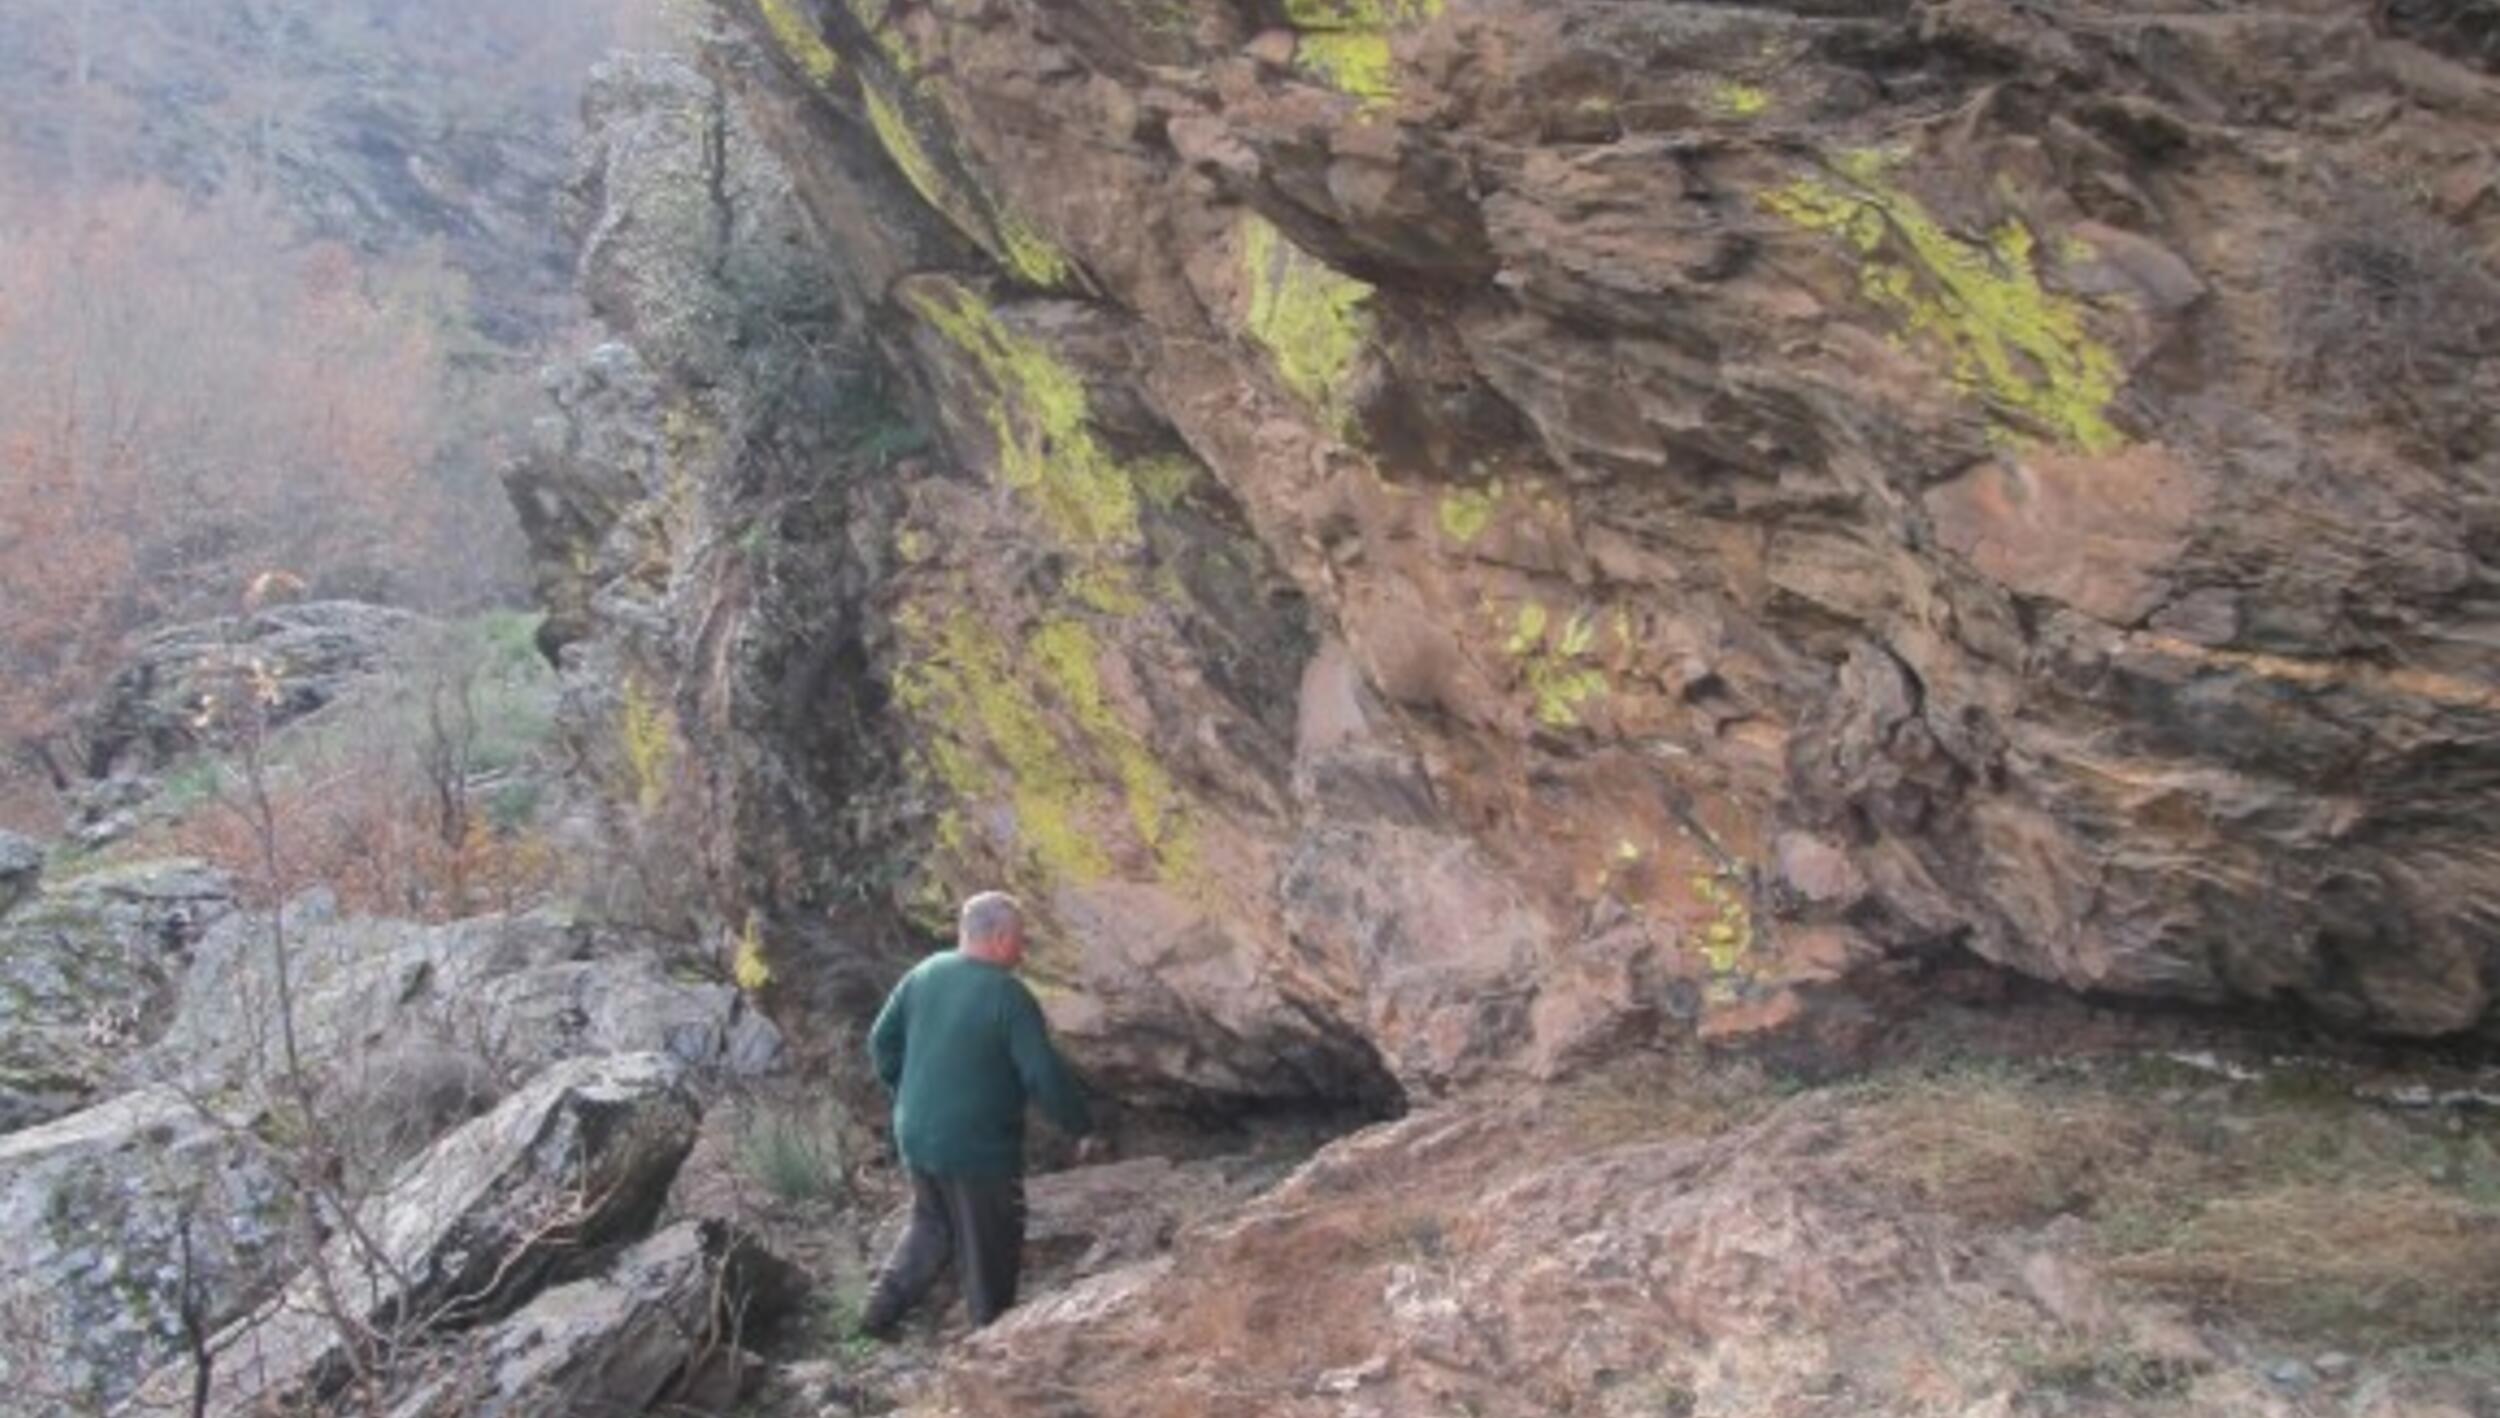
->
[0,860,232,1134]
[133,1052,702,1414]
[0,831,39,917]
[76,601,427,781]
[521,0,2500,1117]
[381,1219,805,1418]
[0,1088,293,1414]
[151,898,782,1124]
[501,52,937,1038]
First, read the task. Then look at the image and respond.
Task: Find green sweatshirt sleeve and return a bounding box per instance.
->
[869,970,911,1094]
[1004,983,1091,1137]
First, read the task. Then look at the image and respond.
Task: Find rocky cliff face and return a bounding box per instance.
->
[521,0,2500,1121]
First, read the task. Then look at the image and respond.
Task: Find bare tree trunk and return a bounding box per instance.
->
[177,1211,213,1418]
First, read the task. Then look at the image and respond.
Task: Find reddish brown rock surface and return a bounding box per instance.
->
[523,0,2500,1123]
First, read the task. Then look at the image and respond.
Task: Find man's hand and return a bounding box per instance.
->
[1074,1134,1113,1166]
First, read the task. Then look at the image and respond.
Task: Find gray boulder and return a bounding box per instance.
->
[1,860,233,1135]
[1,861,230,1029]
[77,601,427,781]
[0,1030,98,1136]
[0,1088,294,1413]
[0,831,39,916]
[131,1052,701,1415]
[383,1220,804,1418]
[152,900,782,1123]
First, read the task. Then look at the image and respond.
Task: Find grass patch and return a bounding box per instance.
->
[2000,1331,2196,1403]
[737,1098,854,1206]
[486,778,545,833]
[1367,1210,1450,1267]
[1831,1066,2151,1225]
[1557,1054,1783,1150]
[2104,1177,2500,1342]
[806,1283,884,1371]
[155,756,231,818]
[1830,1060,2500,1347]
[256,610,558,779]
[2284,181,2500,407]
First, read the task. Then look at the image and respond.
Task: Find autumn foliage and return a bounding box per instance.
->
[0,183,472,796]
[131,613,568,920]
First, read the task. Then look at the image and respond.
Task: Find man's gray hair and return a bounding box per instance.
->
[959,891,1024,948]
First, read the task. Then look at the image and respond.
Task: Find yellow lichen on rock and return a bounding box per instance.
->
[758,0,841,86]
[620,674,677,813]
[898,608,1117,884]
[1691,871,1754,976]
[1438,483,1501,545]
[1503,602,1609,729]
[1284,0,1444,105]
[995,210,1076,290]
[863,83,1074,289]
[1132,455,1197,510]
[732,912,774,990]
[1296,34,1397,104]
[1762,163,2126,453]
[1032,618,1198,881]
[864,85,987,249]
[843,0,919,75]
[1711,82,1771,119]
[1240,214,1374,429]
[895,605,1198,890]
[903,279,1144,553]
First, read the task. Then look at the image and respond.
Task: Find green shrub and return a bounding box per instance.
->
[737,1099,852,1205]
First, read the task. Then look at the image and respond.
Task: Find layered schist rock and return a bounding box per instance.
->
[134,1053,702,1415]
[525,2,2500,1116]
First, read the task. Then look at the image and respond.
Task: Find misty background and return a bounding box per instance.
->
[0,0,682,825]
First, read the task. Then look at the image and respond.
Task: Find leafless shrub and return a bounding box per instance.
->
[2282,183,2500,406]
[316,1042,506,1196]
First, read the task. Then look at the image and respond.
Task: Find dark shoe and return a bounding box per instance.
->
[856,1293,904,1342]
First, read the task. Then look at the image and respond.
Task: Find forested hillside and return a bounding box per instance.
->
[0,0,664,825]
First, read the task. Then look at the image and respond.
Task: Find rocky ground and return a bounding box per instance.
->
[0,606,2493,1418]
[929,1051,2499,1418]
[666,1016,2500,1418]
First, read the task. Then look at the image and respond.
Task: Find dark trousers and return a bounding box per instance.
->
[863,1169,1027,1331]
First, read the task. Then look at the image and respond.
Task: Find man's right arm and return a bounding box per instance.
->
[868,972,911,1093]
[1004,984,1091,1137]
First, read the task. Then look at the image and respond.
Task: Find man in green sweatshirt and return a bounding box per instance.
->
[859,891,1093,1337]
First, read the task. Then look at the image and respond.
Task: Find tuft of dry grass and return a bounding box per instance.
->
[2283,182,2500,406]
[1819,1061,2500,1348]
[736,1097,857,1207]
[1833,1071,2154,1226]
[2107,1180,2500,1343]
[1556,1054,1780,1151]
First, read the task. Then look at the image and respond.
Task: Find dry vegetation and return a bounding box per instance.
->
[1826,1061,2500,1349]
[0,186,494,800]
[125,612,567,920]
[2283,181,2500,407]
